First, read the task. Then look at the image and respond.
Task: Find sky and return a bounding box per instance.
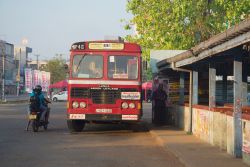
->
[0,0,133,60]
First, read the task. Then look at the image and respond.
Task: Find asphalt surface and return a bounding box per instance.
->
[0,102,184,167]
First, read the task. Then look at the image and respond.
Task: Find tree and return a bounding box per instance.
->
[40,56,67,84]
[125,0,250,61]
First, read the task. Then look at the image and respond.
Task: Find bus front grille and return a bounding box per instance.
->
[71,88,89,98]
[91,90,120,104]
[71,87,138,104]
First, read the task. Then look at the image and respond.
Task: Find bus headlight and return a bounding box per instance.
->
[121,102,128,109]
[80,102,87,108]
[129,103,135,109]
[72,101,79,108]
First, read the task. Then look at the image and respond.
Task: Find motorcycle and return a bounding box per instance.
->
[26,100,51,132]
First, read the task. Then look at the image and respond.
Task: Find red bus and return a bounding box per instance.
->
[67,38,142,132]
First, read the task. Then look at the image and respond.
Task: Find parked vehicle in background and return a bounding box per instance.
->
[52,91,68,102]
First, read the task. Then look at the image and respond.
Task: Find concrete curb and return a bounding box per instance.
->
[0,100,29,105]
[149,130,190,167]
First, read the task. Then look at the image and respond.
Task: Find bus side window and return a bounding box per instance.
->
[128,59,138,79]
[108,62,115,78]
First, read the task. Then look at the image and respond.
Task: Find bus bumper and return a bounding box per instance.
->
[68,114,140,122]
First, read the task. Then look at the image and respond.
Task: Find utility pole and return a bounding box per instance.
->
[16,48,21,96]
[0,40,5,101]
[35,54,40,70]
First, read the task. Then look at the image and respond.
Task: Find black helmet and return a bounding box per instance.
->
[34,85,42,92]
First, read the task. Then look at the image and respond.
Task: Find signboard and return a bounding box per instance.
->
[71,43,85,50]
[25,68,33,93]
[41,71,47,92]
[113,74,128,79]
[38,71,42,86]
[121,92,140,100]
[89,43,124,50]
[46,72,50,91]
[25,69,50,93]
[33,70,39,88]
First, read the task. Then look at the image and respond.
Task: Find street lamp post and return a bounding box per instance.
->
[0,40,6,102]
[16,48,21,96]
[35,54,40,70]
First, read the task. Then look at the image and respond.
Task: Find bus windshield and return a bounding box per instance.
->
[72,54,103,78]
[108,55,138,80]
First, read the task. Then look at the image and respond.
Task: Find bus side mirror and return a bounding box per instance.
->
[143,60,148,71]
[64,64,69,70]
[64,64,69,72]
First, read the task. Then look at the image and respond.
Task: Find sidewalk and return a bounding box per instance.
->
[149,126,248,167]
[142,103,249,167]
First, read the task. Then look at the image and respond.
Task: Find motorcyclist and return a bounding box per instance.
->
[30,85,51,122]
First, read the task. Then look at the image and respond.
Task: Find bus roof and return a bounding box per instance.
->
[70,40,141,53]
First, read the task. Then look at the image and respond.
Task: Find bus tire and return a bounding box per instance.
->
[67,120,85,132]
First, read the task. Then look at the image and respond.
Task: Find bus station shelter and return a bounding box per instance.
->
[155,17,250,164]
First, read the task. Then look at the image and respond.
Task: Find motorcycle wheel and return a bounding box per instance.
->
[32,120,39,132]
[67,120,85,132]
[43,124,48,130]
[43,112,49,130]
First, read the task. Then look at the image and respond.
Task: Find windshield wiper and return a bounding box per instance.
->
[76,55,85,72]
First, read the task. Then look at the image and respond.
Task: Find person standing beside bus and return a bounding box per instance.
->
[152,83,168,125]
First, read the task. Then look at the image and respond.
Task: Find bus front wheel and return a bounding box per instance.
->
[67,120,85,132]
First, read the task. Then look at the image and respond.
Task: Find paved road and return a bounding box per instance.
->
[0,102,184,167]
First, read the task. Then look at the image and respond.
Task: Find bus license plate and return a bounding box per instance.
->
[69,114,86,120]
[96,109,112,113]
[29,115,37,120]
[122,115,138,120]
